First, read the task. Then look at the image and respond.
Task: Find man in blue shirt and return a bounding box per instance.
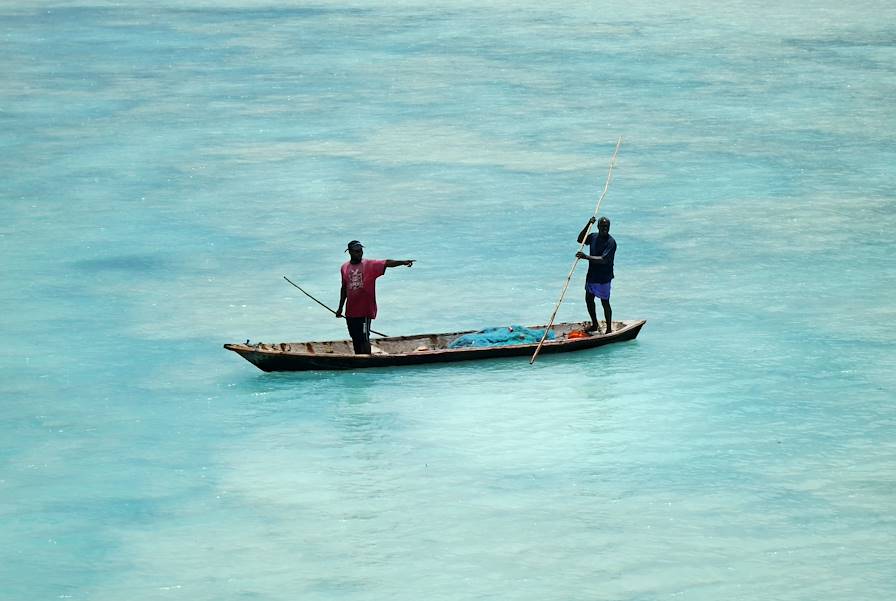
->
[576,216,617,334]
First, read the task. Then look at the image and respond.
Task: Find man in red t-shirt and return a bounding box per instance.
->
[335,240,415,354]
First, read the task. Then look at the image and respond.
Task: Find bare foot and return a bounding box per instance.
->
[584,323,599,333]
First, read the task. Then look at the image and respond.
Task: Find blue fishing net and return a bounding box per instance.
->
[447,325,554,349]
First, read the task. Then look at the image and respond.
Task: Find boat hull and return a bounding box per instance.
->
[224,320,645,372]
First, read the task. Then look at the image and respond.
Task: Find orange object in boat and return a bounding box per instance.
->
[567,329,589,339]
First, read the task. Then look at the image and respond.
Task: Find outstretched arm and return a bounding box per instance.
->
[384,259,415,268]
[577,216,597,243]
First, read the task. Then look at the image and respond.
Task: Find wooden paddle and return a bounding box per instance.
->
[283,275,389,337]
[530,137,623,364]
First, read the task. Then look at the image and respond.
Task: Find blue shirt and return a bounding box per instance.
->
[584,233,616,283]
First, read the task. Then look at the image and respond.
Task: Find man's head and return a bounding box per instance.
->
[597,216,611,235]
[346,240,364,262]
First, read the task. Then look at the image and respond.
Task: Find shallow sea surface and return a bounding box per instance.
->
[2,1,895,599]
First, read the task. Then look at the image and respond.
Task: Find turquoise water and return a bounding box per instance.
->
[2,1,895,599]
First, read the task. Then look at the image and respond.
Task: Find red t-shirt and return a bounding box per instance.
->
[341,259,387,318]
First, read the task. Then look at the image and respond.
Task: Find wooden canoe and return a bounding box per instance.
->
[224,320,645,372]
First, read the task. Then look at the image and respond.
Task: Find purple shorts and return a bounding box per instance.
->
[585,281,611,300]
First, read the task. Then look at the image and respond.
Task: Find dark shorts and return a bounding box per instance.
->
[346,316,371,354]
[585,281,611,300]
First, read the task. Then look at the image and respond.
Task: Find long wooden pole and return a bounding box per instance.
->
[530,137,623,364]
[283,275,389,337]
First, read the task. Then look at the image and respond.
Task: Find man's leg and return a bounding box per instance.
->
[601,299,612,334]
[346,317,372,354]
[585,291,599,332]
[346,317,362,353]
[361,317,372,354]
